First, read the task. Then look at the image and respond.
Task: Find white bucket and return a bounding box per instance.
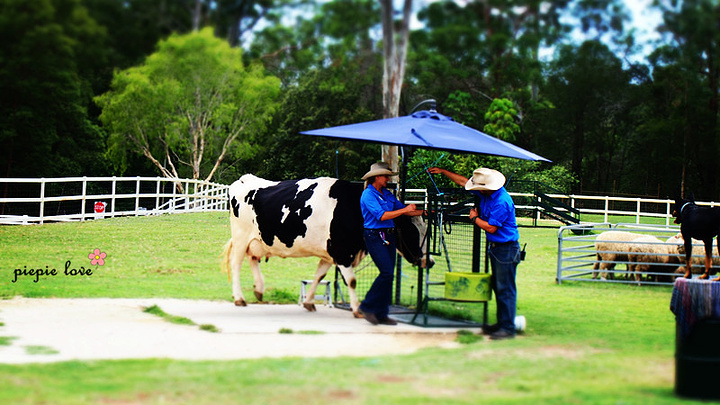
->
[514,315,526,333]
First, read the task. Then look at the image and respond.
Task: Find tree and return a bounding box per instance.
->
[0,0,108,178]
[379,0,412,174]
[248,0,381,87]
[96,28,281,183]
[407,0,572,149]
[483,98,520,142]
[651,0,720,199]
[83,0,195,70]
[252,50,383,182]
[213,0,276,47]
[544,41,632,192]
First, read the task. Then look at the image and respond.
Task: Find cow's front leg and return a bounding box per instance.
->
[302,260,332,312]
[337,265,361,317]
[249,258,265,302]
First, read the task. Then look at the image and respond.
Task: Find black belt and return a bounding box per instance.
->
[488,240,517,248]
[366,227,394,233]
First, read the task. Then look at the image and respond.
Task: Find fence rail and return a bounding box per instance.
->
[411,189,716,226]
[556,223,686,286]
[1,177,716,226]
[0,176,229,225]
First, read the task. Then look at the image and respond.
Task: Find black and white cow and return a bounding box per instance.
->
[221,174,432,317]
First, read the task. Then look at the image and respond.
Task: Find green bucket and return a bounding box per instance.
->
[444,272,492,302]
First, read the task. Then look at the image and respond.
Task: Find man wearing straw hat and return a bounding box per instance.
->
[428,166,521,340]
[359,162,425,325]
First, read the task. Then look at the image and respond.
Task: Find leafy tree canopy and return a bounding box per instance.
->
[0,0,108,177]
[95,27,281,182]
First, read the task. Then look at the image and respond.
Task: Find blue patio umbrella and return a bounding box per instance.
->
[300,110,550,162]
[303,109,548,323]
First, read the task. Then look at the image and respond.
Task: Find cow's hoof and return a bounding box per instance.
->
[302,302,316,312]
[353,311,363,319]
[700,273,710,280]
[234,299,247,307]
[254,291,263,302]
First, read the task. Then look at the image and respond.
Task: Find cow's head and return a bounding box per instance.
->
[395,215,435,269]
[673,192,695,224]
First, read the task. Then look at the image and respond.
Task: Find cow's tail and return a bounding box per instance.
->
[220,239,233,282]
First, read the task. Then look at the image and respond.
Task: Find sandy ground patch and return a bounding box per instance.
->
[0,297,467,363]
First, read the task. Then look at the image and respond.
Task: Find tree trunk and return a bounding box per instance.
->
[379,0,412,176]
[192,0,202,31]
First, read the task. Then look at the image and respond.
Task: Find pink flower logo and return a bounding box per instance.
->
[89,248,107,266]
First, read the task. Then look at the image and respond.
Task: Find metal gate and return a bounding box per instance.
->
[334,188,489,327]
[557,223,686,286]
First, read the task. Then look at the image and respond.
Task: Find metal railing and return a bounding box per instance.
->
[556,223,690,286]
[0,176,229,225]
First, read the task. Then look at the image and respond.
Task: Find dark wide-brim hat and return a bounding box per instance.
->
[362,162,398,180]
[464,167,506,191]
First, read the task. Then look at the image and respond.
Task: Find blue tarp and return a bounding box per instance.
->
[301,110,550,162]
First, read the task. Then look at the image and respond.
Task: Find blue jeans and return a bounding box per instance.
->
[488,241,521,334]
[360,229,396,319]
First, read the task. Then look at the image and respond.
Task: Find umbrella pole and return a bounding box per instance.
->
[394,146,409,306]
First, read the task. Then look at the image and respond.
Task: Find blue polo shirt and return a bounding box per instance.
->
[471,187,519,243]
[360,185,405,229]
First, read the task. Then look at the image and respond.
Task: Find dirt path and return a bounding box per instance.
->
[0,297,466,363]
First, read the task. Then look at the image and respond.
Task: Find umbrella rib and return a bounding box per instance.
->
[411,128,433,147]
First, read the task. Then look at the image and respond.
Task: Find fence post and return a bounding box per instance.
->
[135,177,141,216]
[666,201,671,226]
[111,176,117,218]
[39,178,45,225]
[604,197,609,223]
[636,198,641,224]
[155,178,161,214]
[185,180,190,212]
[81,176,87,222]
[556,227,564,284]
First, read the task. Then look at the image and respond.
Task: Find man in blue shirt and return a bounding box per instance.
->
[428,166,521,340]
[359,162,424,325]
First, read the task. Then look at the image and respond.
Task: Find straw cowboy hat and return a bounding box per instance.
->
[362,162,398,180]
[465,168,506,191]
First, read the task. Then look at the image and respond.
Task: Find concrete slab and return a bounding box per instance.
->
[0,297,471,364]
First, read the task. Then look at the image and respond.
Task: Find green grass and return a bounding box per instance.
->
[0,336,17,346]
[0,212,314,301]
[143,304,220,333]
[198,324,220,333]
[24,345,59,356]
[278,328,325,335]
[0,212,692,404]
[142,304,196,325]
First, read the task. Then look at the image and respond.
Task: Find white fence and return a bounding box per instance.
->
[0,176,229,225]
[1,177,714,226]
[408,190,717,226]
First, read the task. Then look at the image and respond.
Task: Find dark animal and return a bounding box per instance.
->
[221,174,433,317]
[673,192,720,280]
